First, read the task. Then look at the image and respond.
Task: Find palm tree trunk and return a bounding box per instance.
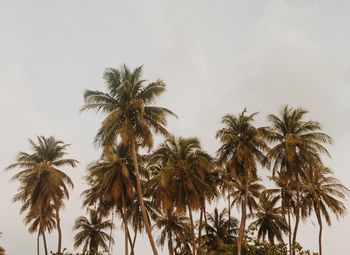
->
[188,203,197,255]
[292,175,301,255]
[227,190,232,241]
[37,232,40,255]
[127,228,135,255]
[55,206,62,255]
[108,209,115,254]
[287,207,292,255]
[43,232,48,255]
[198,204,204,247]
[203,202,209,237]
[315,204,323,255]
[237,179,248,255]
[227,191,231,223]
[121,192,129,255]
[130,228,137,255]
[130,135,158,255]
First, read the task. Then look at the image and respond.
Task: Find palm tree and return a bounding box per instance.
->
[216,110,269,255]
[24,203,56,255]
[303,166,348,255]
[153,210,189,255]
[128,192,159,255]
[249,193,289,244]
[266,171,295,253]
[84,144,136,255]
[7,136,78,255]
[73,208,114,254]
[81,65,176,255]
[265,106,332,255]
[229,174,264,251]
[149,136,214,255]
[203,208,238,250]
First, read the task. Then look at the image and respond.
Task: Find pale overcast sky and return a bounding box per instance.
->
[1,0,350,254]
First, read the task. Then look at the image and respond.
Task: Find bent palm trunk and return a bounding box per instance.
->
[315,204,323,255]
[130,135,158,255]
[188,203,197,255]
[237,197,247,255]
[292,176,301,255]
[287,207,292,255]
[130,228,137,255]
[37,232,40,255]
[55,207,62,255]
[198,206,204,247]
[121,192,129,255]
[237,177,248,255]
[43,232,48,255]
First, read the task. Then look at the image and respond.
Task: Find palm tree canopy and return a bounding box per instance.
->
[83,144,136,210]
[303,166,348,225]
[204,208,238,244]
[148,136,215,213]
[249,193,289,244]
[73,208,114,253]
[81,64,176,149]
[265,106,332,176]
[230,174,264,213]
[153,210,189,248]
[24,203,56,234]
[7,136,78,212]
[216,109,269,178]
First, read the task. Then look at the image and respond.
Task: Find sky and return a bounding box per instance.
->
[1,0,350,254]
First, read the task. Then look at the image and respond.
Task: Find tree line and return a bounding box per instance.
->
[5,65,348,255]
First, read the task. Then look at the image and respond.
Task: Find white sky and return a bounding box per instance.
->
[1,0,350,254]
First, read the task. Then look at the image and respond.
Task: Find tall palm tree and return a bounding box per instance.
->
[265,106,332,255]
[153,210,189,255]
[249,193,289,244]
[73,208,114,254]
[128,191,159,255]
[84,144,136,255]
[216,110,269,255]
[266,171,295,253]
[203,208,238,250]
[229,174,264,251]
[303,166,348,255]
[149,136,214,255]
[81,65,176,255]
[24,203,56,255]
[7,136,78,255]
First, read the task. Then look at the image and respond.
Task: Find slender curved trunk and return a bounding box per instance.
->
[287,207,292,255]
[130,135,158,255]
[198,203,204,247]
[237,197,247,255]
[292,175,301,255]
[315,203,323,255]
[121,192,129,255]
[130,227,137,255]
[228,190,232,242]
[228,192,231,230]
[127,228,135,255]
[55,207,62,255]
[188,203,197,255]
[43,232,48,255]
[37,232,40,255]
[108,209,115,254]
[203,202,209,237]
[237,176,248,255]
